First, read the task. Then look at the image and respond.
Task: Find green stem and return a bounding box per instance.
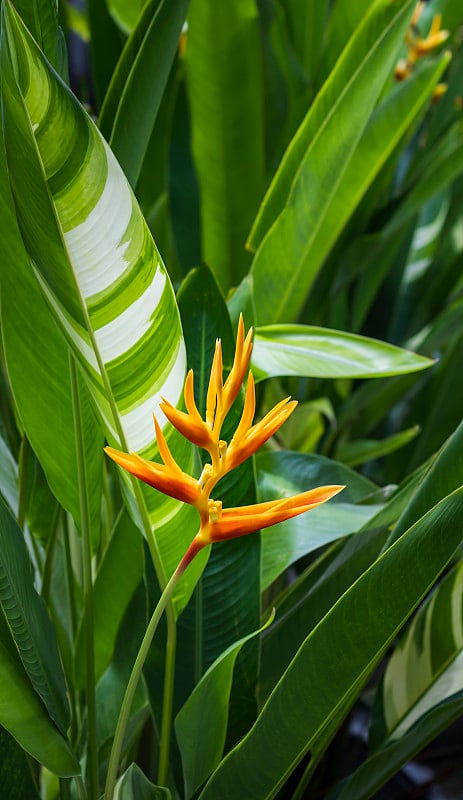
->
[70,357,98,800]
[104,543,199,800]
[157,600,177,786]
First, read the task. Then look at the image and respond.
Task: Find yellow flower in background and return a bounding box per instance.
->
[105,316,343,570]
[395,2,449,84]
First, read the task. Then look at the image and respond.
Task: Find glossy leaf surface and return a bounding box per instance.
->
[175,613,274,799]
[0,495,69,733]
[199,489,463,800]
[256,450,378,589]
[251,325,433,381]
[185,0,265,289]
[100,0,189,186]
[248,0,416,324]
[1,2,198,608]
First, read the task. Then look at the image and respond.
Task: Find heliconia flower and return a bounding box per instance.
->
[396,3,449,83]
[105,314,344,573]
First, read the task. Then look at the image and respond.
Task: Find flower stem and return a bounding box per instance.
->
[70,357,98,799]
[104,544,198,800]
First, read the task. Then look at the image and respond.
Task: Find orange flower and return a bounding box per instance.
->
[105,315,344,571]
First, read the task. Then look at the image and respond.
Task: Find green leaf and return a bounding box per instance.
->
[250,325,433,381]
[336,425,420,468]
[0,1,197,609]
[175,612,275,800]
[0,431,18,515]
[99,0,189,187]
[260,529,388,703]
[330,692,463,800]
[0,495,70,733]
[74,509,145,688]
[115,763,171,799]
[107,0,147,34]
[185,0,265,289]
[372,559,463,746]
[0,725,40,800]
[0,586,78,776]
[249,0,418,251]
[388,419,463,546]
[12,0,68,79]
[248,0,421,324]
[0,638,79,775]
[256,450,379,589]
[318,0,373,81]
[198,488,463,800]
[0,136,103,540]
[87,0,124,108]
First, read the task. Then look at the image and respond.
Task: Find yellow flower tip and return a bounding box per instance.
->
[416,28,449,55]
[431,82,448,103]
[207,484,345,542]
[411,1,425,28]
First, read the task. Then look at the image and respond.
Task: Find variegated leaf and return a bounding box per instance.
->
[373,559,463,745]
[0,2,199,611]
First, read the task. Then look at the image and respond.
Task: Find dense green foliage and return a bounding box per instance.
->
[0,0,462,798]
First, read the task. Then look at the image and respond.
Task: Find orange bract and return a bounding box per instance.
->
[104,315,344,561]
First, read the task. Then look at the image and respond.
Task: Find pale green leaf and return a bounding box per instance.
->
[250,325,433,381]
[115,763,171,799]
[0,431,18,515]
[374,560,463,745]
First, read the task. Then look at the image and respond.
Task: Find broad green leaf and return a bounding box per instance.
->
[0,2,198,611]
[373,560,463,745]
[318,0,373,81]
[388,419,463,546]
[12,0,68,79]
[250,325,433,381]
[176,266,260,743]
[254,7,448,262]
[185,0,265,290]
[260,529,388,703]
[107,0,146,34]
[74,509,144,688]
[330,691,463,800]
[248,0,424,325]
[99,0,189,187]
[336,425,420,468]
[256,450,379,589]
[87,0,123,108]
[0,605,79,776]
[284,0,329,82]
[95,582,149,749]
[115,763,171,799]
[0,496,69,733]
[0,725,40,800]
[175,612,275,799]
[0,431,18,515]
[199,489,463,800]
[0,136,103,541]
